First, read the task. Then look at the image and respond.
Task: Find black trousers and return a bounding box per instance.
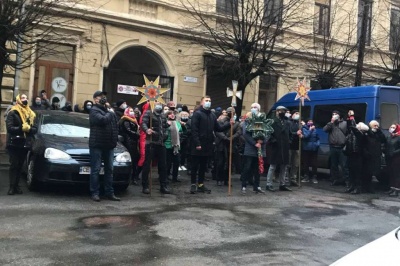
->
[8,148,28,188]
[215,151,228,182]
[348,153,363,188]
[240,156,260,189]
[302,150,318,177]
[180,142,188,166]
[166,148,179,179]
[142,144,167,189]
[191,155,208,184]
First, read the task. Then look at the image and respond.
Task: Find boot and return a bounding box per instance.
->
[14,186,23,194]
[344,186,355,193]
[7,187,15,195]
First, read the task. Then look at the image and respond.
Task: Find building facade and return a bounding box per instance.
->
[1,0,399,150]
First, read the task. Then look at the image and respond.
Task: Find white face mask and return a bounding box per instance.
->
[292,114,299,120]
[371,128,377,132]
[129,111,135,116]
[285,113,291,118]
[332,114,339,120]
[389,127,395,133]
[121,103,127,109]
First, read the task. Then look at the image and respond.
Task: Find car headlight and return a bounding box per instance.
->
[44,148,71,160]
[115,151,131,163]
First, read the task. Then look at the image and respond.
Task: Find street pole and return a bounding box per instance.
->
[354,0,372,86]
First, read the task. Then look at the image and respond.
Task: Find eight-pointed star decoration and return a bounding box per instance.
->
[136,75,170,111]
[294,77,311,106]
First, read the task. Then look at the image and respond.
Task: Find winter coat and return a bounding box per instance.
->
[180,119,191,145]
[214,117,239,152]
[190,107,230,156]
[30,98,48,111]
[344,121,366,155]
[268,116,290,165]
[385,135,400,161]
[89,104,119,149]
[242,120,266,157]
[289,120,300,150]
[6,110,37,149]
[115,107,125,119]
[118,119,139,155]
[363,129,386,176]
[165,120,183,149]
[141,109,169,145]
[323,120,347,147]
[301,125,320,152]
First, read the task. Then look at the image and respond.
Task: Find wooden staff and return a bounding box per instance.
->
[298,101,302,187]
[228,109,235,196]
[149,109,153,196]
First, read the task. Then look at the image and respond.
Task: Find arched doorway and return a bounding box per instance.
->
[103,46,174,108]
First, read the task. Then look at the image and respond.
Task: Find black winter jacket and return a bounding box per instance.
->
[89,104,119,149]
[190,107,230,156]
[119,119,139,153]
[289,119,300,150]
[268,117,290,165]
[141,110,169,145]
[344,125,365,155]
[6,110,37,149]
[364,129,386,175]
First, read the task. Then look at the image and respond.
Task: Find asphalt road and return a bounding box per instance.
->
[0,168,399,266]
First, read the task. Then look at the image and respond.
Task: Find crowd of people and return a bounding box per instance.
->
[5,90,400,201]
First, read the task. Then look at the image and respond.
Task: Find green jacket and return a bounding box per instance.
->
[165,121,183,149]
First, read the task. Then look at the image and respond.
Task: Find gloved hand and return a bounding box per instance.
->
[22,123,31,133]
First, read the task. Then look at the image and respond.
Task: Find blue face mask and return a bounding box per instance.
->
[251,108,258,115]
[155,105,162,111]
[86,105,92,110]
[204,101,211,109]
[177,108,182,113]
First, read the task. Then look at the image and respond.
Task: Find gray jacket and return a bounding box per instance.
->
[323,120,347,147]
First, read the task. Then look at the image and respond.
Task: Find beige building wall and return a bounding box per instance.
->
[1,0,398,149]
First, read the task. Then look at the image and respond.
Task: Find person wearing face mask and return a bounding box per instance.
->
[163,106,169,114]
[118,107,140,186]
[40,90,51,109]
[115,99,127,119]
[50,97,61,110]
[31,96,48,111]
[358,120,386,193]
[301,119,320,184]
[286,110,302,187]
[89,91,121,202]
[165,110,183,182]
[385,124,400,197]
[214,107,241,186]
[265,106,292,192]
[140,101,172,194]
[189,96,233,194]
[178,111,191,172]
[285,110,292,119]
[323,110,348,186]
[6,94,37,195]
[82,100,93,114]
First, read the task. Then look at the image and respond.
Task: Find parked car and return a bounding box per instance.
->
[24,110,131,191]
[330,226,400,265]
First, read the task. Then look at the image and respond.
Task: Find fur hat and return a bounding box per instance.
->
[356,122,369,132]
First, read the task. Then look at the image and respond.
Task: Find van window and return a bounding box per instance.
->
[314,104,367,128]
[267,106,311,120]
[380,103,399,129]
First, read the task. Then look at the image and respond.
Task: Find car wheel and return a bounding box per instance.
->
[26,158,38,191]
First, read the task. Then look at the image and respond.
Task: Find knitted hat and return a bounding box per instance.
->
[116,99,125,108]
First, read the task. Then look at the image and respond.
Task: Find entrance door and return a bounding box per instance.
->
[34,60,74,107]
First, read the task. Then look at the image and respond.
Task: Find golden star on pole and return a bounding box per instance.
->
[294,77,311,106]
[136,75,170,111]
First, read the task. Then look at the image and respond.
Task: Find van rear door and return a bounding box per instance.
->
[378,87,400,129]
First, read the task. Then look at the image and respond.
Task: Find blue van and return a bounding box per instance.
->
[268,85,400,170]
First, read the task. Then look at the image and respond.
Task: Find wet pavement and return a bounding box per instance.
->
[0,168,399,265]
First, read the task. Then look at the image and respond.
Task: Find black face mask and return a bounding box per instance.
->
[21,100,28,106]
[181,117,189,122]
[278,112,285,119]
[99,97,107,105]
[169,107,176,111]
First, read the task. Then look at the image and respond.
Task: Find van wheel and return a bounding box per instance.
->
[26,158,38,191]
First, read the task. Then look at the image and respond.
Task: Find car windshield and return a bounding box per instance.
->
[40,114,90,138]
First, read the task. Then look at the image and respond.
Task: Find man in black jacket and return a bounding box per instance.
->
[189,96,232,194]
[141,101,171,194]
[89,91,120,202]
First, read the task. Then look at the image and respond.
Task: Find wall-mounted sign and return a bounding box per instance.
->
[117,84,139,95]
[183,76,198,83]
[51,77,67,93]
